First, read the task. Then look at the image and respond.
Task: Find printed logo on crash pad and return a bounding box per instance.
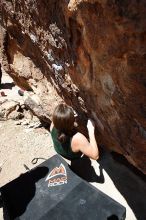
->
[46,163,67,187]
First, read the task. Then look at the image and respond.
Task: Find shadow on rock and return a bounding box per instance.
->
[0,82,15,90]
[98,147,146,220]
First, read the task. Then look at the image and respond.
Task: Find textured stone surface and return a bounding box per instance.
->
[1,0,146,173]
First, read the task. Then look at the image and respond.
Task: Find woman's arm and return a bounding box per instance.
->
[71,119,99,160]
[50,122,54,132]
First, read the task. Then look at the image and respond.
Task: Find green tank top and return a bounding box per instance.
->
[51,127,82,160]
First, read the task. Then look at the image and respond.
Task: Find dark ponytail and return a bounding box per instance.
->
[57,132,67,143]
[53,103,75,143]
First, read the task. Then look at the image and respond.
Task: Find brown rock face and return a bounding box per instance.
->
[1,0,146,173]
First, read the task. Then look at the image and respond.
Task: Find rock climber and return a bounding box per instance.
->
[50,103,99,160]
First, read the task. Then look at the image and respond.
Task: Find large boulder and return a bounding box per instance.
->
[1,0,146,173]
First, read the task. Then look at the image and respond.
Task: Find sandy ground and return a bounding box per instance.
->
[0,120,55,187]
[0,73,146,220]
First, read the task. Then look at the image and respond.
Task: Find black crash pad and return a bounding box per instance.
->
[1,154,126,220]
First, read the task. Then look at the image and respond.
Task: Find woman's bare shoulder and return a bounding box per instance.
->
[71,132,89,150]
[72,132,86,141]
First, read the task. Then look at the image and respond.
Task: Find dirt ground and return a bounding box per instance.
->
[0,72,146,220]
[0,72,56,187]
[0,119,55,187]
[0,72,56,219]
[0,120,56,220]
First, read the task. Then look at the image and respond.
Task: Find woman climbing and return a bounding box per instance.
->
[50,103,99,160]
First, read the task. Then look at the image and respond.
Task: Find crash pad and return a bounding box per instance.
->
[1,154,126,220]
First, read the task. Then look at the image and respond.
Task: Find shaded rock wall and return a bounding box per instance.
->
[1,0,146,173]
